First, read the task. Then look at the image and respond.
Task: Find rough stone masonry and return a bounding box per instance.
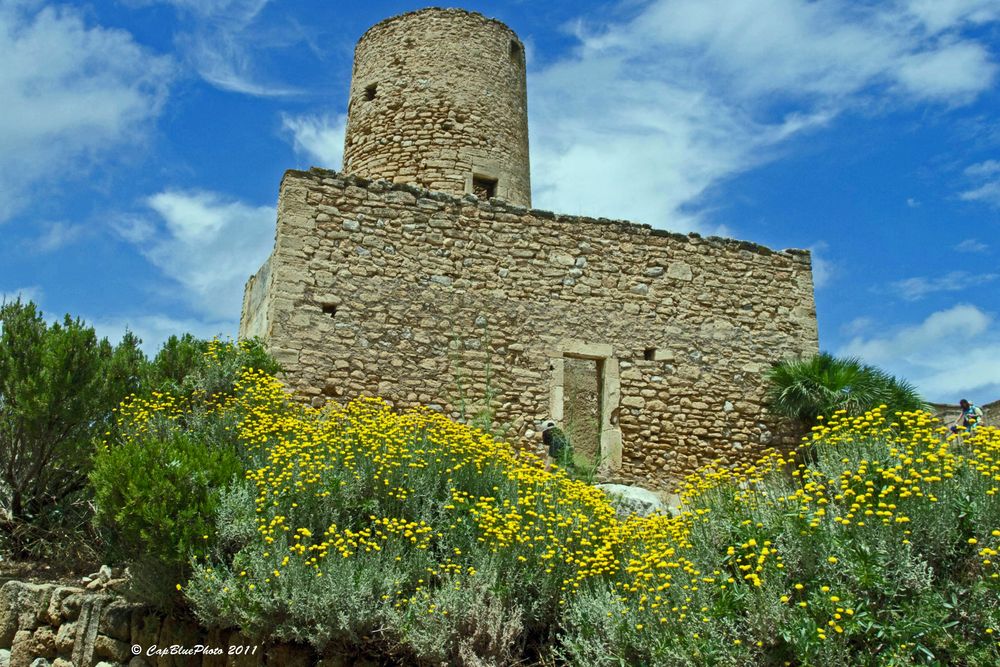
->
[240,8,819,488]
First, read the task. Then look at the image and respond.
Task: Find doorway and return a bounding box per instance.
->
[563,357,601,467]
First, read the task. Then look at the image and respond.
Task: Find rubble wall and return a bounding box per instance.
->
[241,168,818,487]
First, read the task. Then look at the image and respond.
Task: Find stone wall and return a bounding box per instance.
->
[342,9,531,207]
[240,257,272,341]
[239,168,819,488]
[0,581,340,667]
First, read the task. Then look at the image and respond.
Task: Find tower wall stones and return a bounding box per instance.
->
[342,9,531,207]
[240,168,819,488]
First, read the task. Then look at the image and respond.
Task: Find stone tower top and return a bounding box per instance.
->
[342,8,532,207]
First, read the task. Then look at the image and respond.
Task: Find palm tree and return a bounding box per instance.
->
[765,353,927,427]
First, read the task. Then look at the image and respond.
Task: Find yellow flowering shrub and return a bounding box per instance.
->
[116,362,1000,666]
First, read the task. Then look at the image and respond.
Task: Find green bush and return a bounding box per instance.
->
[91,429,242,608]
[766,352,927,427]
[149,335,280,399]
[556,409,1000,666]
[0,299,146,558]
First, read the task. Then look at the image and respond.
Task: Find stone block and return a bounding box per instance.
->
[0,583,54,643]
[129,612,161,654]
[93,634,129,662]
[43,588,84,626]
[98,601,134,643]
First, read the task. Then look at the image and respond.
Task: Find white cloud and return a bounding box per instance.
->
[841,305,1000,402]
[894,41,996,103]
[887,270,998,301]
[28,221,86,253]
[136,0,296,96]
[281,113,346,170]
[808,242,834,288]
[529,0,998,232]
[906,0,1000,32]
[906,198,921,208]
[961,181,1000,207]
[956,238,989,253]
[840,316,874,336]
[112,214,157,244]
[128,190,275,321]
[966,160,1000,177]
[961,160,1000,207]
[0,3,172,222]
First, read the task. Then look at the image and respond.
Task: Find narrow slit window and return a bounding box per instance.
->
[322,304,338,318]
[644,347,657,361]
[364,83,377,101]
[509,40,523,65]
[472,176,498,200]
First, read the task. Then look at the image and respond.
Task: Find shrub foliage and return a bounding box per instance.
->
[91,338,276,607]
[766,352,927,426]
[100,358,1000,665]
[0,299,145,556]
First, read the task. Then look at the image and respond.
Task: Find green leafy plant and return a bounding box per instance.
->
[91,429,242,608]
[90,337,277,608]
[765,352,927,427]
[0,299,146,558]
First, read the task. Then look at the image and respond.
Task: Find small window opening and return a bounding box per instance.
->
[509,40,523,64]
[644,347,657,361]
[472,176,498,199]
[364,83,377,101]
[322,304,338,318]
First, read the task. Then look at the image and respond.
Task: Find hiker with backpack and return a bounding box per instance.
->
[950,399,984,435]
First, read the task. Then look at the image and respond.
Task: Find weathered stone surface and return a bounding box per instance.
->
[156,616,203,667]
[98,601,134,643]
[264,644,312,666]
[43,588,84,626]
[238,9,819,489]
[596,484,667,519]
[343,10,531,208]
[667,262,693,281]
[93,634,129,662]
[0,583,54,644]
[224,632,263,666]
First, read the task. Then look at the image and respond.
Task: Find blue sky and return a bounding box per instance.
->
[2,0,999,404]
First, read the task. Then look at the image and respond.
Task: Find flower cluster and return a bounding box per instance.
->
[121,364,1000,665]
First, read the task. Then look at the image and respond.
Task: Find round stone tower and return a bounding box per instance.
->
[343,8,531,207]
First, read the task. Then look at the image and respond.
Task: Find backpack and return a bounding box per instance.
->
[965,405,984,427]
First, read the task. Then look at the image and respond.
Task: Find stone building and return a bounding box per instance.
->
[240,8,819,487]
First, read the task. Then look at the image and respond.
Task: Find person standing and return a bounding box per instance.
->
[950,399,984,435]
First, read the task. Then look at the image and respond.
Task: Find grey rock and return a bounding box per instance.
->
[596,483,667,519]
[0,583,54,644]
